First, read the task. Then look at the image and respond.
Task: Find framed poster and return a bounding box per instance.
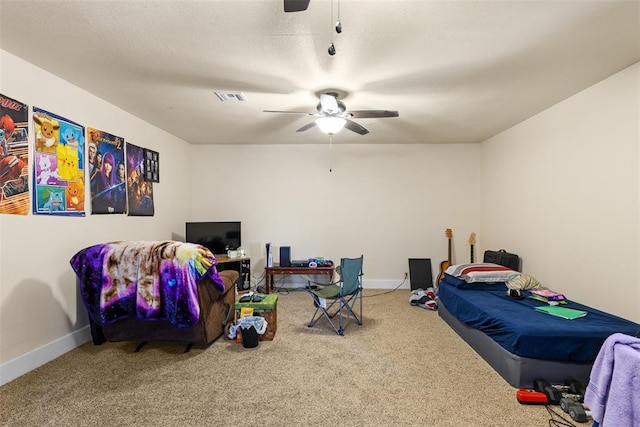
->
[0,93,29,215]
[143,148,159,182]
[87,128,126,214]
[126,142,154,216]
[32,107,85,216]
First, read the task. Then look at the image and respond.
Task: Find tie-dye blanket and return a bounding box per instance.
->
[70,241,225,328]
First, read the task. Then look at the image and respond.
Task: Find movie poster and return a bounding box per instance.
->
[0,94,29,215]
[126,142,154,216]
[32,107,85,216]
[88,128,126,214]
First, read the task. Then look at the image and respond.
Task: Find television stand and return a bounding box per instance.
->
[216,255,250,291]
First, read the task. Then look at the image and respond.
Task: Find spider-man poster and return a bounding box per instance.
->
[88,128,126,214]
[0,93,29,215]
[32,107,86,216]
[125,142,154,216]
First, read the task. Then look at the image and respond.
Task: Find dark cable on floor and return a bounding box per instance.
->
[262,276,288,294]
[248,272,264,293]
[546,405,576,427]
[254,275,266,293]
[362,275,408,297]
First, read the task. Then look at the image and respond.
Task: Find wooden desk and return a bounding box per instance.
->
[265,265,334,294]
[215,255,250,265]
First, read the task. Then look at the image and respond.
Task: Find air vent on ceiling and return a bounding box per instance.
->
[215,92,247,102]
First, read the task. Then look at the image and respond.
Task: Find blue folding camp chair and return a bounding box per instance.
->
[307,255,363,335]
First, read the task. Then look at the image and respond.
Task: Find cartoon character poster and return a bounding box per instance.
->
[126,142,154,216]
[0,94,29,215]
[32,107,85,216]
[88,128,126,214]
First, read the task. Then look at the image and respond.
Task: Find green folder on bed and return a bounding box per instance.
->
[534,305,588,320]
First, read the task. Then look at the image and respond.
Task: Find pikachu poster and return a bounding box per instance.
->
[32,106,86,216]
[0,93,29,215]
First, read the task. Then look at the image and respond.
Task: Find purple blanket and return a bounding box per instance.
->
[584,332,640,427]
[70,241,224,328]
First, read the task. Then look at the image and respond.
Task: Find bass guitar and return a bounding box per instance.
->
[469,232,476,263]
[437,228,453,284]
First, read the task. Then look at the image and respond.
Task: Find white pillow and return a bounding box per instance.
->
[445,263,521,283]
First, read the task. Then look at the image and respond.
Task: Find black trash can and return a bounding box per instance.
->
[241,326,259,348]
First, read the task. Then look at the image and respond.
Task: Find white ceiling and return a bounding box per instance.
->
[1,0,639,145]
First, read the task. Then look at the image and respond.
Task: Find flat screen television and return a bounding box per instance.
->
[185,221,241,255]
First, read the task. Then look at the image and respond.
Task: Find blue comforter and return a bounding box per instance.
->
[438,274,640,362]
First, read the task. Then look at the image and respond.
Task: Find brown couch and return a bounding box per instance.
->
[88,270,238,349]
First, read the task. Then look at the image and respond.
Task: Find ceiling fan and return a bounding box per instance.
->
[264,92,399,135]
[284,0,311,12]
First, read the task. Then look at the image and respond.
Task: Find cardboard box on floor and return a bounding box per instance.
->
[235,294,278,341]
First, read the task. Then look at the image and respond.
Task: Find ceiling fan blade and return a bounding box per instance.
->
[319,93,340,114]
[284,0,310,12]
[264,110,315,116]
[296,122,317,132]
[344,119,369,135]
[348,110,399,119]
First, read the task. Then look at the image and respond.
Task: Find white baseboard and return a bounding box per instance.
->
[0,325,91,386]
[363,279,410,290]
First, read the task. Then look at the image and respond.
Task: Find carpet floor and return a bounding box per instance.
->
[0,288,559,426]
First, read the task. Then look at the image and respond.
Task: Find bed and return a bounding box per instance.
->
[437,271,640,389]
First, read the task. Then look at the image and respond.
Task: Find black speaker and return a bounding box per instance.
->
[408,258,433,291]
[280,246,291,267]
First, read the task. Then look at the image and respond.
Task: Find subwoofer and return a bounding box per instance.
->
[279,246,291,267]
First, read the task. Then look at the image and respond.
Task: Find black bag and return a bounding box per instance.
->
[483,249,520,271]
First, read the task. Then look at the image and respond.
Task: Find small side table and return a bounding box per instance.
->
[235,294,278,341]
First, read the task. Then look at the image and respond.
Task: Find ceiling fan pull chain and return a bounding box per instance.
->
[329,135,333,172]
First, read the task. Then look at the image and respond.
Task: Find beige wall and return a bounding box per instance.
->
[480,62,640,322]
[188,143,481,285]
[0,51,193,381]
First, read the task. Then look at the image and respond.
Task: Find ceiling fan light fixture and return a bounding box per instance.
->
[316,116,346,134]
